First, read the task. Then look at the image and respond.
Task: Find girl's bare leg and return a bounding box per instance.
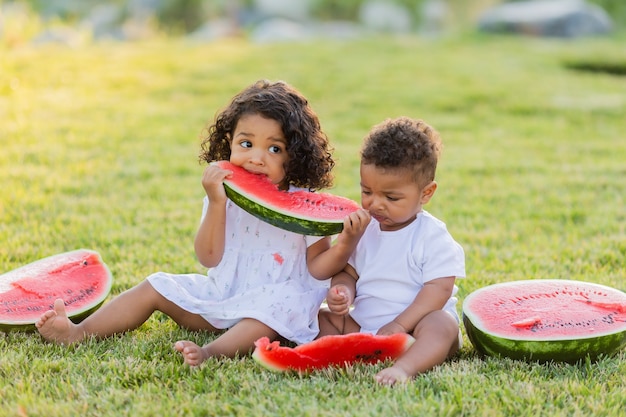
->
[175,318,279,366]
[375,310,460,385]
[36,280,217,345]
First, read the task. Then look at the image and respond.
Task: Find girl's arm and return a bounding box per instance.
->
[194,165,230,268]
[306,209,370,280]
[377,276,456,335]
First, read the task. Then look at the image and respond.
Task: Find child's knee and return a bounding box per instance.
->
[414,310,459,339]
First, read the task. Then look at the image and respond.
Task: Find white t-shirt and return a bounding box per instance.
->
[349,210,465,333]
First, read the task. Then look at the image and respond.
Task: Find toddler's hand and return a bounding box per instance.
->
[335,209,370,247]
[326,285,352,316]
[377,321,408,336]
[343,209,370,236]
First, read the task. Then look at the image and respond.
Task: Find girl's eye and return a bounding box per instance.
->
[361,190,371,196]
[269,145,282,154]
[387,196,399,202]
[240,140,252,148]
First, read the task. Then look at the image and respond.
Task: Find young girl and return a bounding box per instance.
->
[318,117,466,385]
[36,80,364,366]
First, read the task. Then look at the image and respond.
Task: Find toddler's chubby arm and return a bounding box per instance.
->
[307,208,370,280]
[194,164,231,268]
[326,265,358,316]
[377,276,456,336]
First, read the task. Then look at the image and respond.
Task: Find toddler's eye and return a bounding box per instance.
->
[240,140,252,148]
[269,145,282,154]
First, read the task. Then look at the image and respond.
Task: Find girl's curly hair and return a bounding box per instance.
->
[361,117,442,188]
[199,80,335,191]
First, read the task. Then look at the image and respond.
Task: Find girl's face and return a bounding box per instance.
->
[360,163,437,232]
[229,113,289,189]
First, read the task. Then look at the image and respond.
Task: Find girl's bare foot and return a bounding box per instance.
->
[175,340,209,367]
[375,365,412,385]
[35,298,80,345]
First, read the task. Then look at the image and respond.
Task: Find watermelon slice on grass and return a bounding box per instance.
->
[253,333,415,373]
[214,161,360,236]
[462,279,626,363]
[0,249,113,332]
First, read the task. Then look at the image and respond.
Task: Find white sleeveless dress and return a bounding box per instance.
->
[147,195,330,344]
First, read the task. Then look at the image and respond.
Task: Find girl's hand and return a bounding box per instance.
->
[202,163,231,203]
[326,284,352,316]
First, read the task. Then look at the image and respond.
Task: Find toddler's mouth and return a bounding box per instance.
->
[371,213,386,223]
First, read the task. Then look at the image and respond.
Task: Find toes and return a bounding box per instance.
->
[174,340,193,352]
[53,299,67,316]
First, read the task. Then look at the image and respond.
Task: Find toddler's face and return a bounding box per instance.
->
[229,113,289,188]
[359,163,435,231]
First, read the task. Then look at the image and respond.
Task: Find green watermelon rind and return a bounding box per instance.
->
[462,279,626,363]
[224,183,344,236]
[216,161,358,236]
[0,249,113,333]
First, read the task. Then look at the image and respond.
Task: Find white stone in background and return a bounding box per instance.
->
[188,18,240,42]
[359,0,413,33]
[250,17,312,43]
[253,0,312,21]
[477,0,613,38]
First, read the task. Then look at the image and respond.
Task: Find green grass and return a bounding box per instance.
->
[1,33,626,416]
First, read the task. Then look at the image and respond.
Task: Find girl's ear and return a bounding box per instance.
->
[420,181,437,204]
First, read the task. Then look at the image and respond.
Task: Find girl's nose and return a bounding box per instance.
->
[249,150,265,165]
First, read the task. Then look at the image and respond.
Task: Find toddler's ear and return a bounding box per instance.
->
[420,181,437,204]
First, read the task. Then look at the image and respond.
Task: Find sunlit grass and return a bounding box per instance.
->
[1,33,625,415]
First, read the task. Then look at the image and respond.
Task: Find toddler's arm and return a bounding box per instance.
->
[377,276,456,336]
[307,209,370,279]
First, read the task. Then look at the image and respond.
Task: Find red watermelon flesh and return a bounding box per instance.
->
[0,249,112,331]
[253,333,415,373]
[462,279,626,362]
[214,161,360,236]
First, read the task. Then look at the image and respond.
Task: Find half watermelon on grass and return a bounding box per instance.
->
[0,249,112,332]
[215,161,360,236]
[253,333,415,373]
[462,279,626,363]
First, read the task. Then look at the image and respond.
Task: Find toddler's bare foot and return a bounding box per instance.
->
[35,298,81,345]
[175,340,209,367]
[375,365,412,386]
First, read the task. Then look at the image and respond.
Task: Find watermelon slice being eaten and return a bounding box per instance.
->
[462,279,626,363]
[214,161,360,236]
[0,249,113,332]
[252,333,415,373]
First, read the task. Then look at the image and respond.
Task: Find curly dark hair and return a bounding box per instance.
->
[361,117,442,188]
[199,80,335,190]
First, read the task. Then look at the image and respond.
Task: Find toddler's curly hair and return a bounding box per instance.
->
[199,80,334,191]
[361,117,442,188]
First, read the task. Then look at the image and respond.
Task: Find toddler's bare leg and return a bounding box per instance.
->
[175,318,279,366]
[375,310,460,385]
[317,308,360,337]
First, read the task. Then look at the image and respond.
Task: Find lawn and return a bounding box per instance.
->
[1,33,625,416]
